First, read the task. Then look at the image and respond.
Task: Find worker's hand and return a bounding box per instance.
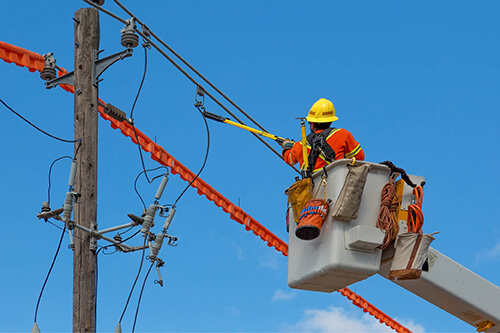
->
[281,139,294,150]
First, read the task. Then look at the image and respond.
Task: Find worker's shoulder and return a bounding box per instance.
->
[329,127,348,136]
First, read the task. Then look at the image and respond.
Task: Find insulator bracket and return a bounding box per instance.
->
[44,48,133,89]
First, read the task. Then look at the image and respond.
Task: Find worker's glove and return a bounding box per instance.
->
[280,139,294,150]
[281,139,294,158]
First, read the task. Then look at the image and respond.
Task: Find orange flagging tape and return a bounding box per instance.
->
[0,40,411,333]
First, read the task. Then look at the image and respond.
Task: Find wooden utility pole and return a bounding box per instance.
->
[73,7,99,332]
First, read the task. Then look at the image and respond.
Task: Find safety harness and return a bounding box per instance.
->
[304,128,337,177]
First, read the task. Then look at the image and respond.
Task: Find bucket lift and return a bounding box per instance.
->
[287,159,500,332]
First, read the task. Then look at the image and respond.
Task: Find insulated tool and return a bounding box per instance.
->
[203,111,290,145]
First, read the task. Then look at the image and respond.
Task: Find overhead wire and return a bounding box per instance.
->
[131,262,154,333]
[112,0,273,134]
[81,0,300,175]
[173,99,211,206]
[118,234,148,324]
[47,156,73,204]
[130,43,155,183]
[1,97,81,145]
[134,166,167,209]
[33,225,66,324]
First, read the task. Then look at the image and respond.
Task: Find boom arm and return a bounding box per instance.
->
[379,246,500,332]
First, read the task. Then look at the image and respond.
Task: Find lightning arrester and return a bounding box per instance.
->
[162,207,176,230]
[68,160,78,187]
[155,171,169,201]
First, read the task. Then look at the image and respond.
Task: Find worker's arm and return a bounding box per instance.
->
[344,131,364,161]
[282,140,303,166]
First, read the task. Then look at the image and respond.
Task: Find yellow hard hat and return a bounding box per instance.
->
[306,98,338,123]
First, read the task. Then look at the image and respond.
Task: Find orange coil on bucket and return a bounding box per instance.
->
[296,199,330,240]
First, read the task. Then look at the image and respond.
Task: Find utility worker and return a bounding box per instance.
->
[281,98,364,175]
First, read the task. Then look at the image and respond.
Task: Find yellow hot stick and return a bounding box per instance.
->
[202,111,289,144]
[300,118,308,174]
[223,119,286,143]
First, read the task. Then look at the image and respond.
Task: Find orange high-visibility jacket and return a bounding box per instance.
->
[283,128,364,172]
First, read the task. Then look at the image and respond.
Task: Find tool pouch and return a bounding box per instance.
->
[286,178,313,224]
[331,163,370,221]
[389,232,435,280]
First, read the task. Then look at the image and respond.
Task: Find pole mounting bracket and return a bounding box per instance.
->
[93,47,133,86]
[44,48,133,89]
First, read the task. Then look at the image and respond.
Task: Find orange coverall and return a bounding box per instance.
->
[283,128,365,172]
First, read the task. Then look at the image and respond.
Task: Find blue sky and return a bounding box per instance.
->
[1,1,499,332]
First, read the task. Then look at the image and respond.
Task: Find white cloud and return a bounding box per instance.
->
[260,254,281,270]
[282,306,426,333]
[485,242,500,260]
[271,289,296,302]
[475,240,500,262]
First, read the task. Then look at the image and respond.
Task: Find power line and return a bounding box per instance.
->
[80,0,300,175]
[47,156,73,204]
[131,262,154,333]
[1,98,81,145]
[173,101,211,206]
[33,225,66,324]
[118,234,148,324]
[134,166,167,209]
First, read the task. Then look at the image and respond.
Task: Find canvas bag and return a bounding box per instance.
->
[389,232,435,280]
[331,163,371,221]
[286,178,313,224]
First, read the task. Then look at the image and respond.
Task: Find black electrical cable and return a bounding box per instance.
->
[173,104,210,206]
[130,45,155,183]
[111,0,270,134]
[34,225,66,323]
[43,219,93,245]
[47,156,73,204]
[118,234,148,324]
[131,262,154,333]
[81,1,300,175]
[1,98,81,145]
[134,166,167,209]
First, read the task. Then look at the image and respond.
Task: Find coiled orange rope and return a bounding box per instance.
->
[408,186,424,233]
[377,176,400,249]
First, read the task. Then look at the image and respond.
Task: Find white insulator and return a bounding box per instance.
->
[140,204,157,234]
[162,207,176,231]
[150,233,165,258]
[62,192,74,222]
[68,161,77,187]
[154,171,169,201]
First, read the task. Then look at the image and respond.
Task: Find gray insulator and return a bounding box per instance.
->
[32,322,41,333]
[114,322,122,333]
[154,172,169,201]
[162,207,176,230]
[121,19,139,48]
[150,232,165,257]
[41,201,50,212]
[68,161,77,187]
[104,104,127,122]
[62,192,74,223]
[40,53,57,81]
[141,204,157,233]
[40,67,57,81]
